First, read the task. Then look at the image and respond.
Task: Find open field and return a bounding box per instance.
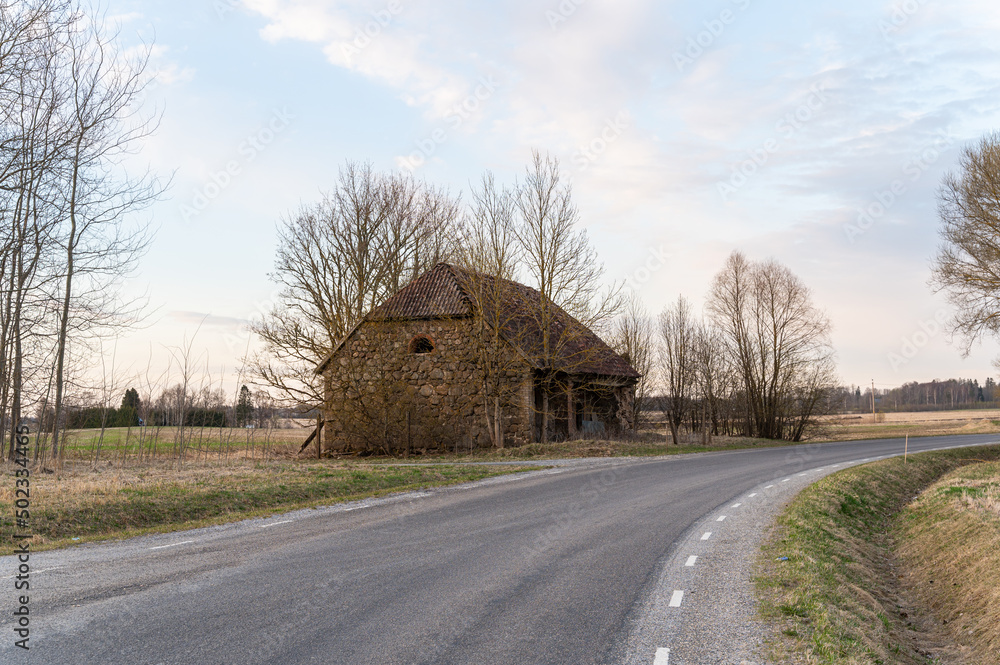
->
[0,459,534,555]
[24,408,1000,468]
[896,461,1000,663]
[816,409,1000,441]
[757,445,1000,664]
[22,425,794,465]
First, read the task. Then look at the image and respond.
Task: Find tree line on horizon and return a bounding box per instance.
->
[835,377,1000,414]
[51,383,274,431]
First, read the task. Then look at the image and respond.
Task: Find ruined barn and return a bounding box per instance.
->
[315,263,639,452]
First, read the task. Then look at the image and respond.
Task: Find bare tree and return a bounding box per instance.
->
[930,131,1000,357]
[707,251,835,441]
[658,295,697,445]
[49,9,160,463]
[514,150,623,331]
[609,293,655,432]
[0,3,160,461]
[513,150,624,442]
[250,161,461,411]
[0,0,71,458]
[164,326,206,465]
[454,172,522,447]
[692,321,733,443]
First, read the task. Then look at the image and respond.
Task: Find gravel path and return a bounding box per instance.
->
[613,456,891,665]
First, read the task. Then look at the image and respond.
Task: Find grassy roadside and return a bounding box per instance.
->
[52,425,791,463]
[0,461,537,555]
[362,435,794,463]
[896,461,1000,663]
[757,445,1000,664]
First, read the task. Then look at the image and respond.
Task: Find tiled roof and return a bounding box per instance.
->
[449,266,640,379]
[367,263,473,320]
[318,263,639,379]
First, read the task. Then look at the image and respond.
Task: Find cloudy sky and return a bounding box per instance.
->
[106,0,1000,393]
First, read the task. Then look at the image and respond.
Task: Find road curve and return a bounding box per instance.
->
[1,434,997,665]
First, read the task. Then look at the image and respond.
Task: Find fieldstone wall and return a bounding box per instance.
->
[322,318,533,452]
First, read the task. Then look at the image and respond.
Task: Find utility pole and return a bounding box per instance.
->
[871,379,876,423]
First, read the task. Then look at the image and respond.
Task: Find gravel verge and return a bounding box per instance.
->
[612,456,893,665]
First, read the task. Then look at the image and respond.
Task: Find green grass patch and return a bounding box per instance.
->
[757,444,1000,665]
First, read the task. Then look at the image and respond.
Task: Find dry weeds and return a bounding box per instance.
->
[758,446,1000,665]
[896,461,1000,664]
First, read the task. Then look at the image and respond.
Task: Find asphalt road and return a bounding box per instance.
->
[2,434,997,665]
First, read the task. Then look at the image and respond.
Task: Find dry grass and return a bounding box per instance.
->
[816,409,1000,442]
[896,461,1000,664]
[757,445,1000,664]
[357,431,790,463]
[0,458,533,555]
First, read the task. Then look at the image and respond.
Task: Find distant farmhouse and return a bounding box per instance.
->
[315,264,639,453]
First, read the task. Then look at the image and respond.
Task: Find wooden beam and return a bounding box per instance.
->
[298,419,324,454]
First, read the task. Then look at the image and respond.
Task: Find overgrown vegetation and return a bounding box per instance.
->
[896,461,1000,663]
[0,460,533,554]
[758,445,1000,664]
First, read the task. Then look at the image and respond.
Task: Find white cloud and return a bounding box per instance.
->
[224,0,1000,383]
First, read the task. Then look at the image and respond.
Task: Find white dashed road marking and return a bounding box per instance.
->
[731,503,742,508]
[701,532,712,540]
[765,485,774,489]
[716,515,727,522]
[749,493,758,497]
[782,478,790,482]
[149,540,194,551]
[653,647,671,665]
[669,590,684,607]
[1,566,62,580]
[259,520,294,528]
[685,556,698,567]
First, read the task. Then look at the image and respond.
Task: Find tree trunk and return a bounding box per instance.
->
[52,142,82,465]
[495,397,503,449]
[541,389,549,444]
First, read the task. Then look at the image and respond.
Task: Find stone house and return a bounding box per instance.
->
[315,263,640,452]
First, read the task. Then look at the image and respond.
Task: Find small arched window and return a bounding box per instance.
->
[409,335,435,354]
